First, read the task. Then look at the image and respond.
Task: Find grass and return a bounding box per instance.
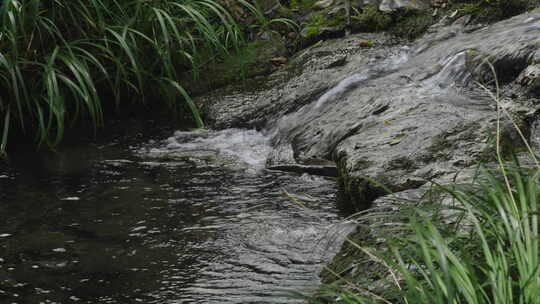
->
[454,0,530,23]
[0,0,293,155]
[303,164,540,304]
[311,158,540,304]
[294,59,540,303]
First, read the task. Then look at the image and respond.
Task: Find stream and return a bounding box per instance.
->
[0,122,354,303]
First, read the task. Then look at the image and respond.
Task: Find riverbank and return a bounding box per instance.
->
[3,0,540,302]
[196,0,540,301]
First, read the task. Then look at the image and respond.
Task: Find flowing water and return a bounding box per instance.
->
[0,122,354,303]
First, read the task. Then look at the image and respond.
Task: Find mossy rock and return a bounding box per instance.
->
[351,5,393,32]
[286,0,321,10]
[296,10,349,47]
[350,5,434,40]
[182,32,288,95]
[452,0,531,23]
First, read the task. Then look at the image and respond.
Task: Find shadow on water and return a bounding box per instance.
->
[0,120,354,303]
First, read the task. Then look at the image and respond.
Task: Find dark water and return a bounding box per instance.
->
[0,124,353,303]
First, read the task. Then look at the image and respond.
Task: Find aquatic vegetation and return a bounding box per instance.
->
[0,0,280,154]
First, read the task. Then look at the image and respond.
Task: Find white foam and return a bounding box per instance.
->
[141,129,272,172]
[426,51,472,88]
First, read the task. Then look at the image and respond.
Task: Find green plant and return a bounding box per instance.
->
[456,0,529,23]
[302,158,540,304]
[298,61,540,303]
[0,0,281,154]
[351,5,392,32]
[288,0,319,10]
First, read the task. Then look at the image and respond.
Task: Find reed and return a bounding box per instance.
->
[0,0,280,154]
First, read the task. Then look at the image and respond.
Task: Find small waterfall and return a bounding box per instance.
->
[315,74,369,108]
[424,51,473,89]
[139,128,272,174]
[266,46,412,166]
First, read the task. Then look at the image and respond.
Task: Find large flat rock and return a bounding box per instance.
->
[204,12,540,209]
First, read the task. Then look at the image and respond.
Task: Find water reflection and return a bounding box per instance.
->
[0,128,353,303]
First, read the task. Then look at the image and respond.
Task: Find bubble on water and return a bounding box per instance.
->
[61,197,80,201]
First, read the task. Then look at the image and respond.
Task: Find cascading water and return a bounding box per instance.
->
[0,126,354,304]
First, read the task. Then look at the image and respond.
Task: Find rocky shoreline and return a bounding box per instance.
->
[197,0,540,296]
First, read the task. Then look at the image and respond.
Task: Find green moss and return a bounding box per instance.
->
[326,14,347,27]
[302,12,347,37]
[352,5,393,32]
[305,13,325,27]
[289,0,319,10]
[183,36,286,93]
[453,0,530,23]
[390,9,434,41]
[337,173,387,213]
[222,40,270,77]
[350,0,532,41]
[351,6,433,40]
[303,26,321,37]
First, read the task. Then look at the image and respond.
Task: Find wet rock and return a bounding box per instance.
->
[267,163,339,176]
[199,32,396,129]
[319,26,347,38]
[528,117,540,152]
[321,165,479,285]
[204,12,540,210]
[431,0,447,8]
[281,12,539,209]
[516,63,540,96]
[267,144,339,176]
[299,25,347,47]
[324,54,348,68]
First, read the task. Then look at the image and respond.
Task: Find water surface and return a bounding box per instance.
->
[0,123,352,303]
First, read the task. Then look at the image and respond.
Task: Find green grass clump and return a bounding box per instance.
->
[0,0,285,155]
[455,0,530,23]
[301,158,540,304]
[388,162,540,304]
[351,6,432,40]
[298,64,540,304]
